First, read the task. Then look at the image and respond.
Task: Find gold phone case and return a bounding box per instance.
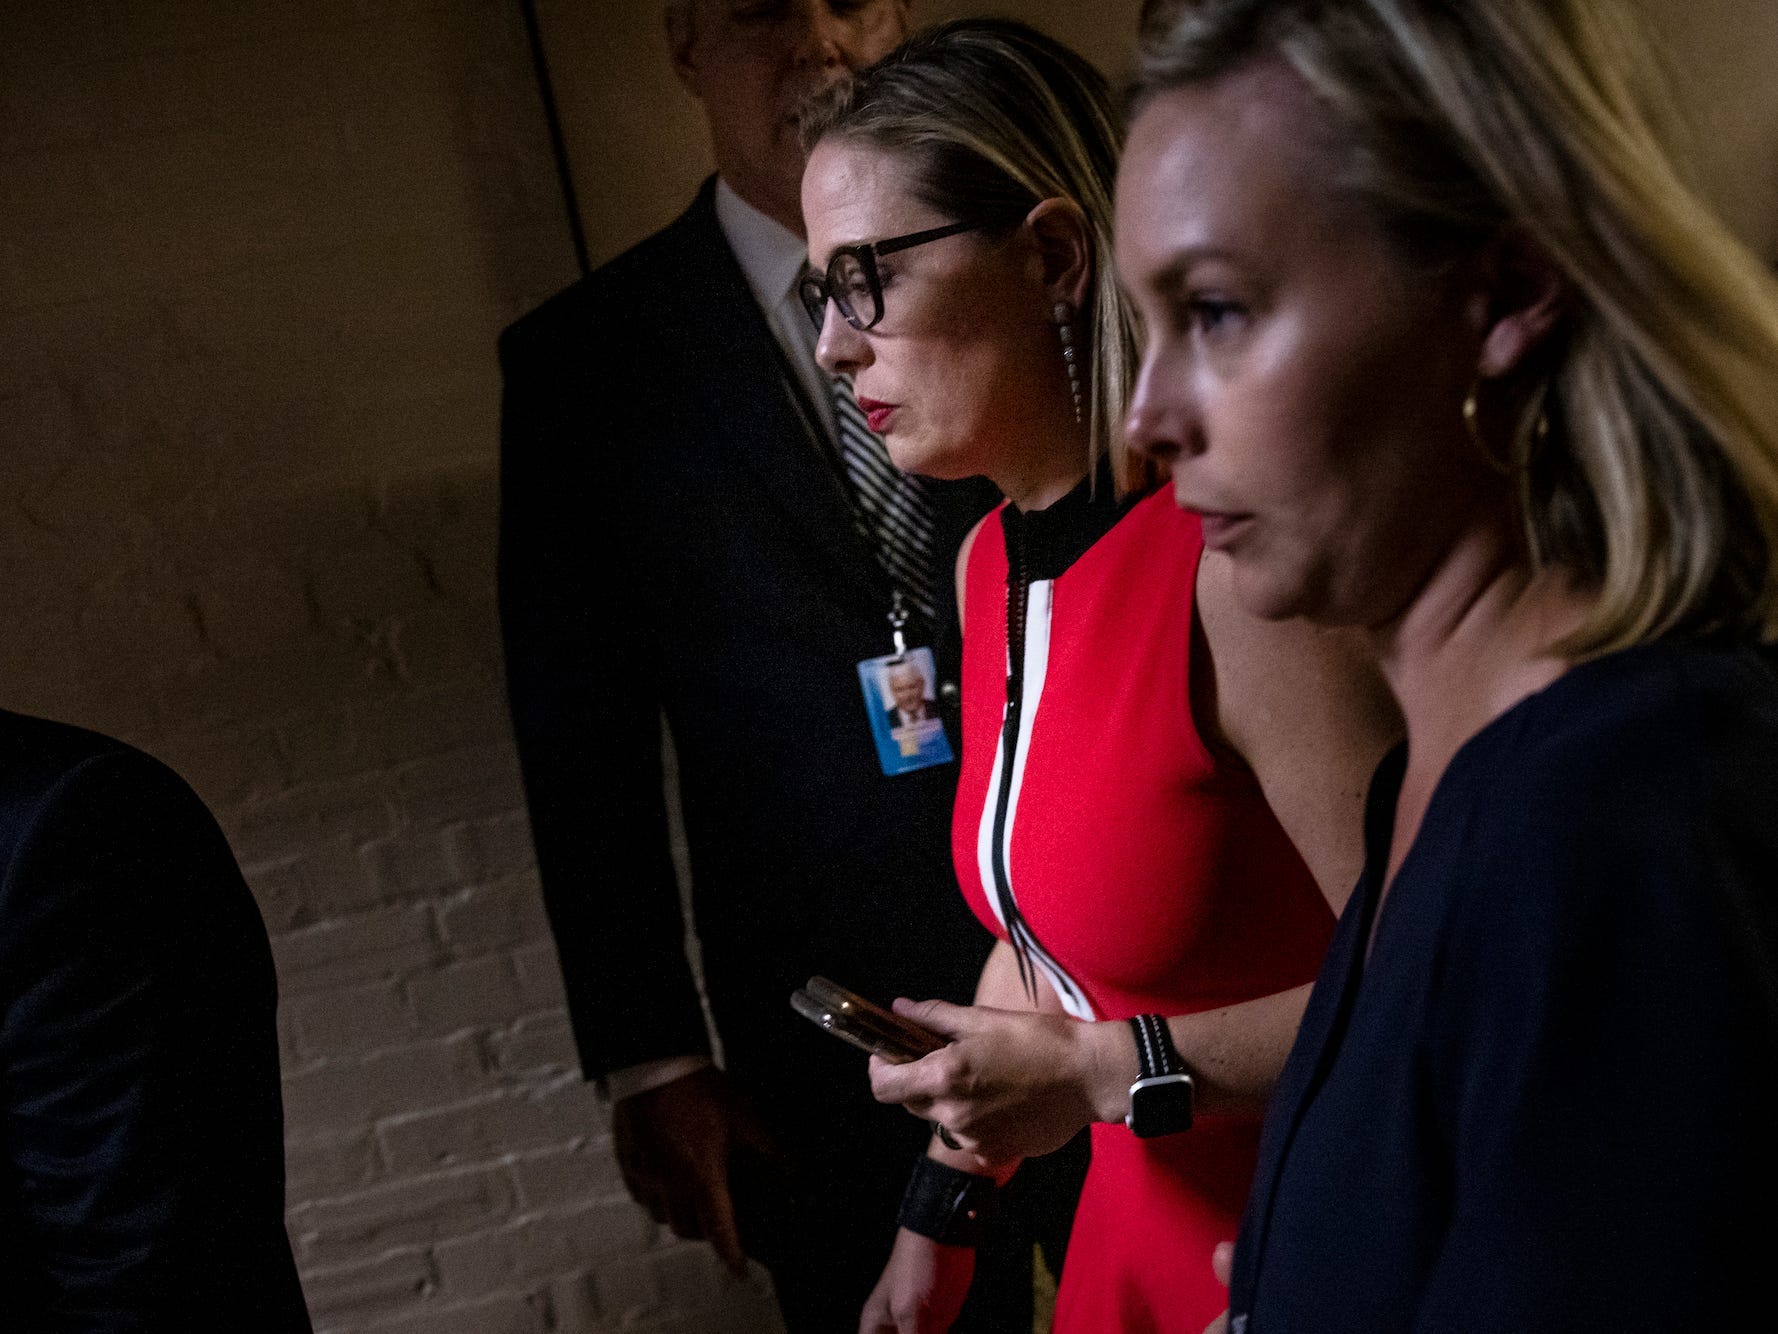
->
[789,976,946,1064]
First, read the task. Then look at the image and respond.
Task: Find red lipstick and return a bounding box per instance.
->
[856,395,897,435]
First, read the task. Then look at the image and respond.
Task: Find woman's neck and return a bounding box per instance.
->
[1378,538,1582,736]
[994,432,1091,513]
[1367,518,1593,880]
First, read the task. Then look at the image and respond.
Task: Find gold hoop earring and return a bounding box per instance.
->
[1461,383,1514,476]
[1525,383,1552,464]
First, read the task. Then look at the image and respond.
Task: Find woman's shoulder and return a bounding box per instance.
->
[958,504,1006,568]
[1482,639,1778,802]
[956,501,1013,613]
[1440,639,1778,930]
[1418,643,1778,1077]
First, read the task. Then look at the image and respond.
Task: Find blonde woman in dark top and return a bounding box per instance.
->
[1115,1,1778,1330]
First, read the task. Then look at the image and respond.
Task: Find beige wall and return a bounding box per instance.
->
[2,4,1158,1330]
[1642,0,1778,259]
[542,0,1143,270]
[0,2,777,1331]
[546,0,1778,271]
[2,3,1771,1332]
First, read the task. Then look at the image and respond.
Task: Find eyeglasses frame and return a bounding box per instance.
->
[799,219,993,334]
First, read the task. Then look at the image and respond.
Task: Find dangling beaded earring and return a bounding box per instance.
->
[1054,302,1085,426]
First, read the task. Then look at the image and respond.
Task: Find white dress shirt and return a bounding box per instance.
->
[715,176,837,440]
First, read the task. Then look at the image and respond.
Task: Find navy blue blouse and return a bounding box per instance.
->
[1230,641,1778,1332]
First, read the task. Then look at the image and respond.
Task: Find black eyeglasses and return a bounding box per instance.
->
[799,219,991,333]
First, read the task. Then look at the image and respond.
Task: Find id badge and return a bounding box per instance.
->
[857,646,955,776]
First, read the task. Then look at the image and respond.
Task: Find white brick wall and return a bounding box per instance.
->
[0,2,783,1329]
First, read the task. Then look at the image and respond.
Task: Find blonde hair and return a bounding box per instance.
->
[1138,0,1778,650]
[803,20,1150,493]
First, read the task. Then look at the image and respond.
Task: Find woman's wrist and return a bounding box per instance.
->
[899,1156,1000,1247]
[927,1134,1019,1186]
[1077,1015,1144,1124]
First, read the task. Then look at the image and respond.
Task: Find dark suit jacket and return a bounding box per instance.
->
[0,710,310,1332]
[497,179,998,1121]
[885,702,938,731]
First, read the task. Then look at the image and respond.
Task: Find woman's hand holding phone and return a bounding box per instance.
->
[865,998,1106,1164]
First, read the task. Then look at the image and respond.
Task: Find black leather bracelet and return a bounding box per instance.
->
[1129,1013,1185,1077]
[896,1156,997,1247]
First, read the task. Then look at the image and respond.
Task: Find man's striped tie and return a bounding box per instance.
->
[831,374,941,622]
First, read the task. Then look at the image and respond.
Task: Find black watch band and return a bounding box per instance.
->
[1125,1012,1194,1138]
[897,1156,997,1247]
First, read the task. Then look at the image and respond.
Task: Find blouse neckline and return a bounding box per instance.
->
[999,460,1145,583]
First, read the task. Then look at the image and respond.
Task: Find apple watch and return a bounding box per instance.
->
[1125,1012,1194,1138]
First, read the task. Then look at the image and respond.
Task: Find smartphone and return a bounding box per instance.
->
[789,976,946,1064]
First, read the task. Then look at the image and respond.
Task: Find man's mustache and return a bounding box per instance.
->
[782,69,852,129]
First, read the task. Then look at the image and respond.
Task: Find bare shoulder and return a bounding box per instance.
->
[954,511,996,626]
[1198,555,1395,752]
[1196,552,1403,906]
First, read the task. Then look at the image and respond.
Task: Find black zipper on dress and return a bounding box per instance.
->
[989,519,1043,1004]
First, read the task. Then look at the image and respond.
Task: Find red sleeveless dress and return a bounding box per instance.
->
[954,485,1335,1332]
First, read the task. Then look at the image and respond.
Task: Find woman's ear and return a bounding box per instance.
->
[1024,198,1094,313]
[1473,231,1569,380]
[666,2,701,95]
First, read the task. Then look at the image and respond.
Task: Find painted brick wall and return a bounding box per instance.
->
[0,2,782,1330]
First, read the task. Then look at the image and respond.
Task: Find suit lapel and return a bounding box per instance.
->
[663,184,888,608]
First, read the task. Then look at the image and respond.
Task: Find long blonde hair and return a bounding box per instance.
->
[804,20,1149,492]
[1138,0,1778,650]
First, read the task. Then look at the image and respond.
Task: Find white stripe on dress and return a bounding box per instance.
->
[975,578,1097,1021]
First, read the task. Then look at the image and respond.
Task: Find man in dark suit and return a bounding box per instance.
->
[0,710,310,1331]
[497,2,1077,1328]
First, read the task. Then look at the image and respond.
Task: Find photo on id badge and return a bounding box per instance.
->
[858,647,954,776]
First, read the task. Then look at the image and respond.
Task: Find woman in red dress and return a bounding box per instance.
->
[798,21,1401,1332]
